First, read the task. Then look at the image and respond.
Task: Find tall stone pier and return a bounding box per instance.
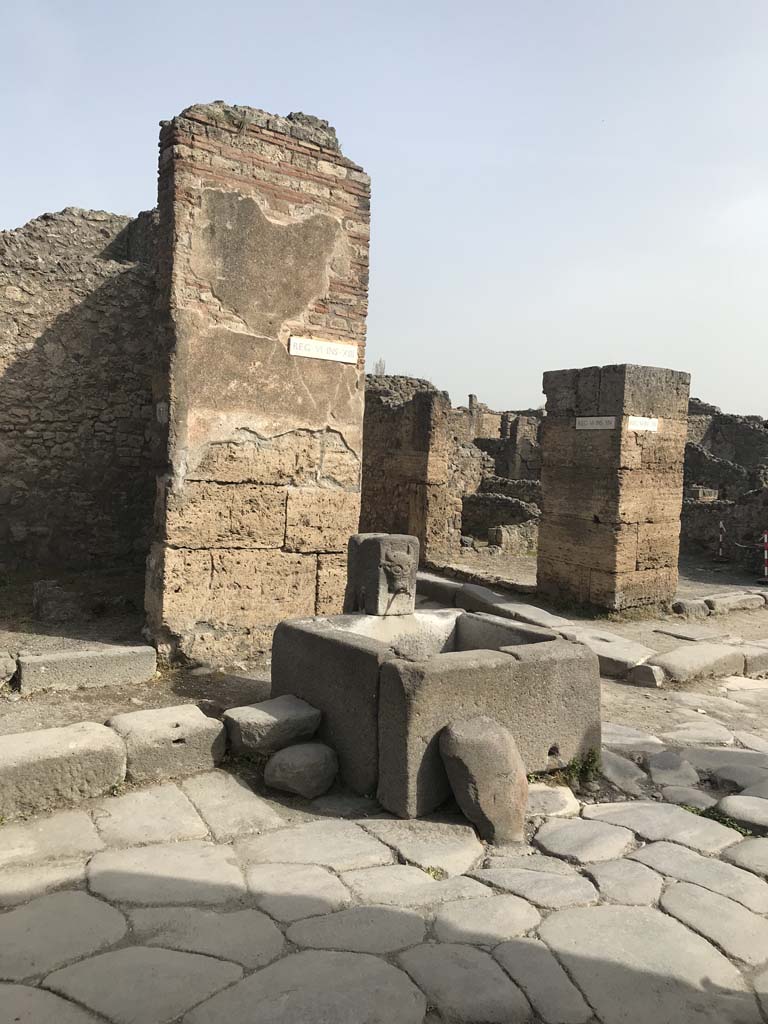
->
[146,102,370,661]
[537,364,690,610]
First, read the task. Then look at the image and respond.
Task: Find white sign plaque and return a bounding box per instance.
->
[627,416,659,432]
[575,416,616,430]
[289,336,358,365]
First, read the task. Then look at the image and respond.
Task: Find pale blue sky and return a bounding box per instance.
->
[4,1,767,413]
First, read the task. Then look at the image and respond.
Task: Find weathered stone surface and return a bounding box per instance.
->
[704,592,766,614]
[585,858,663,905]
[672,598,711,618]
[341,864,491,909]
[0,984,103,1023]
[485,851,577,875]
[180,770,284,841]
[0,722,126,819]
[0,649,16,685]
[722,837,768,878]
[662,785,716,809]
[680,746,768,772]
[128,907,284,969]
[534,818,634,864]
[601,721,664,752]
[162,481,286,549]
[661,881,768,965]
[439,717,528,843]
[660,720,735,746]
[0,892,126,980]
[630,841,768,911]
[647,750,699,786]
[470,867,598,909]
[735,731,768,753]
[600,749,647,795]
[344,533,419,616]
[183,950,425,1024]
[360,818,484,876]
[756,966,768,1017]
[245,863,351,922]
[0,809,102,870]
[457,584,571,629]
[716,794,768,833]
[0,858,86,909]
[88,841,246,905]
[417,571,463,604]
[713,763,768,791]
[494,937,592,1024]
[90,783,207,846]
[106,704,225,784]
[285,489,362,554]
[539,905,760,1024]
[742,777,768,798]
[45,947,242,1024]
[286,905,426,953]
[264,742,338,798]
[583,800,741,853]
[236,820,391,871]
[433,894,540,944]
[627,662,666,687]
[222,695,320,755]
[526,782,580,816]
[18,646,156,693]
[647,643,745,682]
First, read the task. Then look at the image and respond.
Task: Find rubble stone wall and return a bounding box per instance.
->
[681,490,768,573]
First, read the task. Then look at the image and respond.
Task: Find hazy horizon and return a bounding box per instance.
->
[4,0,767,415]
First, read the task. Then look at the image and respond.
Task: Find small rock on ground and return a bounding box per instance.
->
[264,742,338,799]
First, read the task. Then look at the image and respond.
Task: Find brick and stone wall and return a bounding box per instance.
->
[146,102,370,662]
[0,208,157,572]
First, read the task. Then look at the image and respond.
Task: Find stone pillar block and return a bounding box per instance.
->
[344,534,419,616]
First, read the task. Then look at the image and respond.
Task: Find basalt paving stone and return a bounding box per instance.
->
[713,763,768,791]
[398,943,532,1023]
[630,841,768,910]
[660,722,736,747]
[87,841,246,905]
[660,881,768,966]
[470,867,598,909]
[540,905,762,1024]
[722,837,768,878]
[0,892,126,981]
[661,786,717,810]
[534,818,634,864]
[647,750,699,787]
[235,820,393,871]
[0,858,86,908]
[584,858,664,905]
[359,818,484,876]
[182,950,426,1024]
[676,746,768,772]
[601,722,664,753]
[286,905,426,953]
[90,783,208,846]
[582,801,742,853]
[493,937,592,1024]
[0,984,103,1024]
[526,783,581,817]
[44,947,242,1024]
[128,906,284,969]
[756,966,768,1017]
[735,732,768,753]
[245,863,351,923]
[180,770,284,841]
[0,810,103,870]
[717,795,768,832]
[599,750,648,796]
[340,864,492,909]
[485,851,577,874]
[432,894,541,944]
[742,777,768,798]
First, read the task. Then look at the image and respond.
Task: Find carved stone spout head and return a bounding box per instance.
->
[344,533,420,616]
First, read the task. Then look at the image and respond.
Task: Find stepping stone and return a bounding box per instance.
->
[0,891,125,981]
[526,782,580,816]
[660,881,768,965]
[264,742,338,799]
[223,695,320,755]
[630,841,768,911]
[494,937,592,1023]
[647,750,699,786]
[45,947,242,1024]
[585,859,663,905]
[286,905,426,953]
[534,818,634,864]
[712,763,768,791]
[246,863,351,922]
[601,722,664,753]
[600,750,648,796]
[470,867,598,909]
[717,795,768,833]
[433,894,540,944]
[582,801,741,853]
[722,838,768,878]
[0,809,102,870]
[0,859,86,909]
[647,643,745,683]
[90,783,207,846]
[340,864,491,909]
[485,851,577,875]
[360,818,483,876]
[180,771,284,841]
[539,905,761,1024]
[88,841,246,905]
[0,984,102,1023]
[128,907,284,969]
[662,786,716,810]
[183,950,425,1024]
[235,820,392,871]
[398,943,531,1023]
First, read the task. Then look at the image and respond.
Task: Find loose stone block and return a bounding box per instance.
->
[343,533,419,616]
[264,742,338,798]
[180,770,284,841]
[0,723,126,820]
[223,695,321,755]
[493,937,592,1024]
[705,592,766,614]
[18,645,156,693]
[0,809,103,870]
[672,598,710,618]
[647,642,745,682]
[106,704,225,784]
[628,662,666,687]
[90,783,207,846]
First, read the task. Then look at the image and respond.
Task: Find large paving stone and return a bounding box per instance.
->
[340,864,492,909]
[540,905,761,1024]
[740,778,768,798]
[660,721,735,747]
[599,749,647,796]
[563,633,654,678]
[398,943,532,1023]
[264,742,338,798]
[526,782,580,816]
[493,937,592,1024]
[582,800,742,853]
[630,840,768,911]
[660,881,768,965]
[245,863,351,922]
[87,841,246,905]
[717,794,768,833]
[470,867,598,909]
[45,947,242,1024]
[601,722,664,753]
[129,906,283,969]
[661,785,716,810]
[90,783,207,846]
[180,770,284,841]
[286,905,426,953]
[433,894,540,944]
[18,646,156,693]
[735,731,768,753]
[714,763,768,791]
[360,817,484,876]
[0,722,126,819]
[0,859,86,908]
[756,966,768,1017]
[534,818,634,864]
[647,750,699,786]
[680,746,768,772]
[485,851,577,875]
[235,820,392,871]
[106,704,225,784]
[722,837,768,878]
[184,950,425,1024]
[647,643,745,682]
[0,809,102,869]
[0,984,102,1023]
[223,694,321,755]
[584,858,663,905]
[0,892,125,980]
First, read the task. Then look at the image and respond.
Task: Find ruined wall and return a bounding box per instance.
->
[681,490,768,573]
[146,102,370,661]
[0,208,157,572]
[687,398,768,469]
